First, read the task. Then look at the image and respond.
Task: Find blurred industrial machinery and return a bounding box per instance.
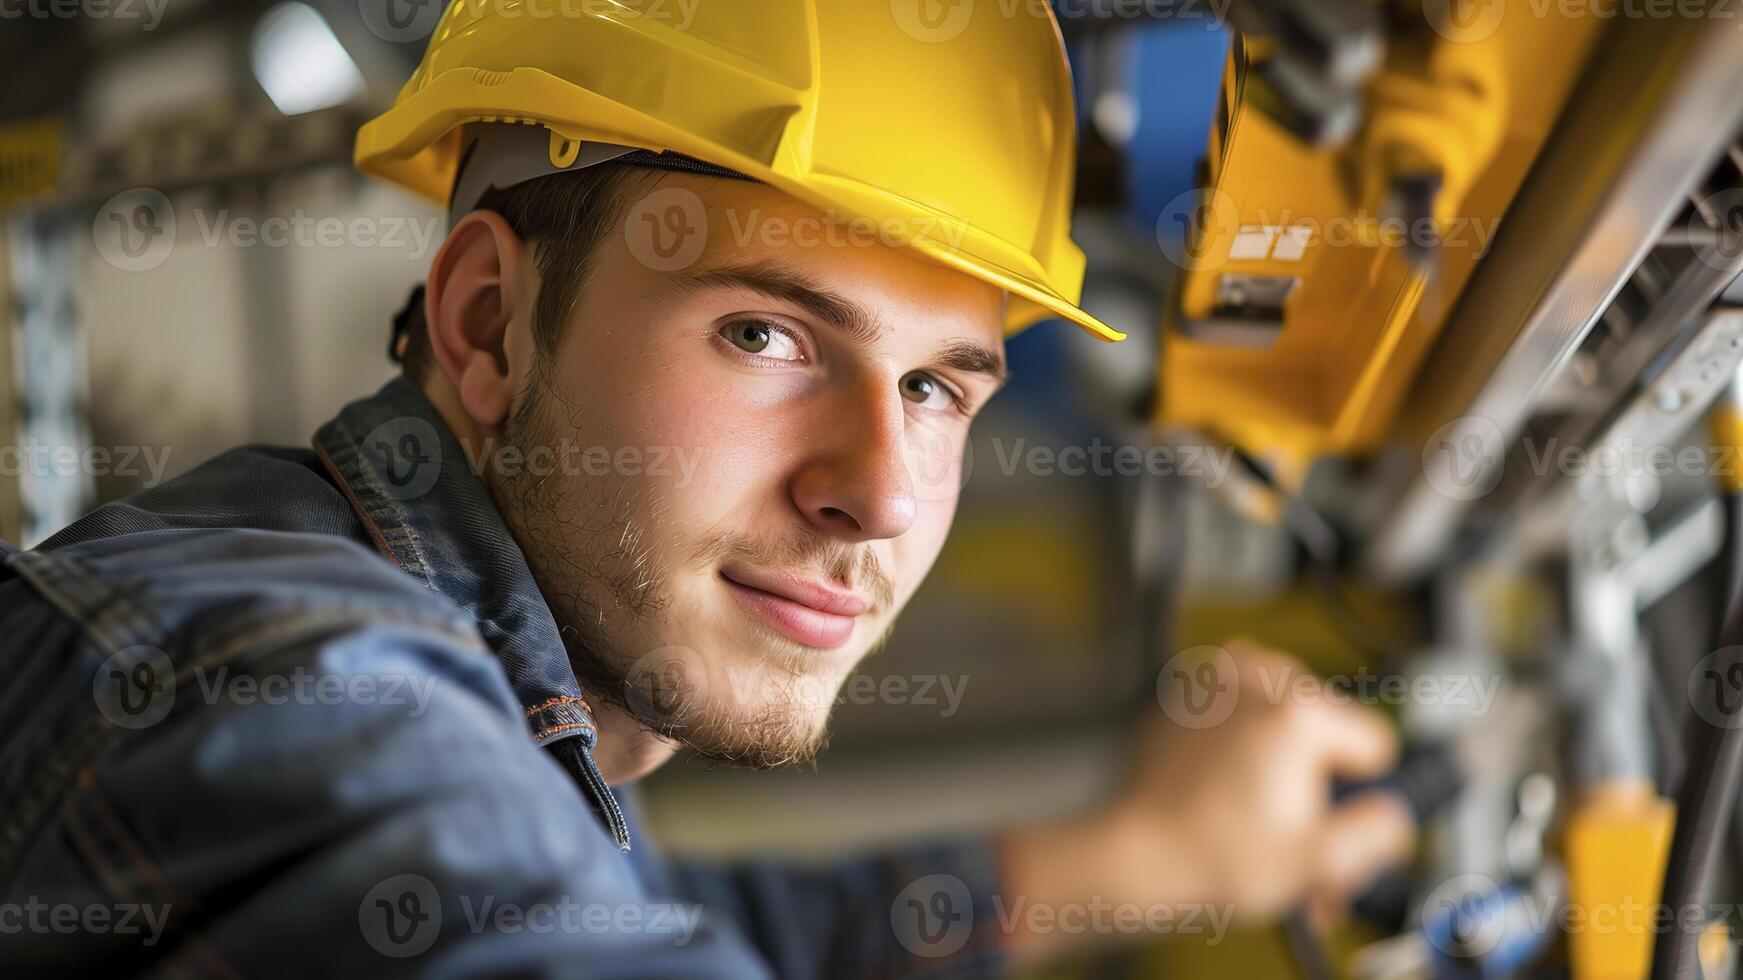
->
[1139,3,1743,979]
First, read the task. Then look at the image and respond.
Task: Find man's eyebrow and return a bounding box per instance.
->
[934,338,1008,386]
[650,263,885,347]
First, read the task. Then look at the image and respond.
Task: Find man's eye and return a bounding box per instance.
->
[900,371,957,411]
[721,320,803,361]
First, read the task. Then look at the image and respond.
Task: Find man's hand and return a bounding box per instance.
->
[1000,641,1416,958]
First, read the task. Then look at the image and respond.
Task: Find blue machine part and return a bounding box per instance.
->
[1121,21,1230,241]
[1422,880,1556,979]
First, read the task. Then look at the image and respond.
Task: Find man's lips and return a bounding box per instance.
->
[718,567,869,649]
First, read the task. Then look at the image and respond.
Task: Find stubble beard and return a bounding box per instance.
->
[490,373,846,770]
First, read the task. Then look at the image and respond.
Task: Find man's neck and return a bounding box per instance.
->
[590,701,681,784]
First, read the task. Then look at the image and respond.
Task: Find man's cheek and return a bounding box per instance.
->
[621,398,792,492]
[902,425,970,505]
[893,506,956,600]
[912,493,959,539]
[601,409,759,495]
[659,399,809,500]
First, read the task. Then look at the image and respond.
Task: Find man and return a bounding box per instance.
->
[0,3,1411,976]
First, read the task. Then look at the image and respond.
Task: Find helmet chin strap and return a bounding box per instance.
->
[446,122,757,228]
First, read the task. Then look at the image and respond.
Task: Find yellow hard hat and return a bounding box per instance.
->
[353,0,1123,342]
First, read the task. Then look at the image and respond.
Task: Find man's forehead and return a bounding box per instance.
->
[654,177,1005,323]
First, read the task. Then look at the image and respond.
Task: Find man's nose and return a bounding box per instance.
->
[789,386,918,542]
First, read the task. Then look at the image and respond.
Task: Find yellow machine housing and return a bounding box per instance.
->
[1158,7,1607,482]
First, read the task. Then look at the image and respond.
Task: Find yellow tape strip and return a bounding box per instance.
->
[1711,405,1743,495]
[0,118,64,210]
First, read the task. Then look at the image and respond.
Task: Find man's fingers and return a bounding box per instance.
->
[1221,642,1401,781]
[1307,697,1400,782]
[1313,793,1416,899]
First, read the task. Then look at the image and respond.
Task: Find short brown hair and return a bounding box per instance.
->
[400,163,661,383]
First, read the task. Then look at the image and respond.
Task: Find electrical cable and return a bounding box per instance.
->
[1650,491,1743,979]
[1721,492,1743,943]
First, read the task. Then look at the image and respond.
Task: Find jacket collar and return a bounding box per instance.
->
[311,378,599,753]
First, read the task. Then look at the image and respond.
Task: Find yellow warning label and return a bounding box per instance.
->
[0,119,63,211]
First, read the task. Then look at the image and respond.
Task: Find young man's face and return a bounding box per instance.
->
[489,173,1007,768]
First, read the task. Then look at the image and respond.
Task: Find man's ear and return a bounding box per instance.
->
[423,210,535,428]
